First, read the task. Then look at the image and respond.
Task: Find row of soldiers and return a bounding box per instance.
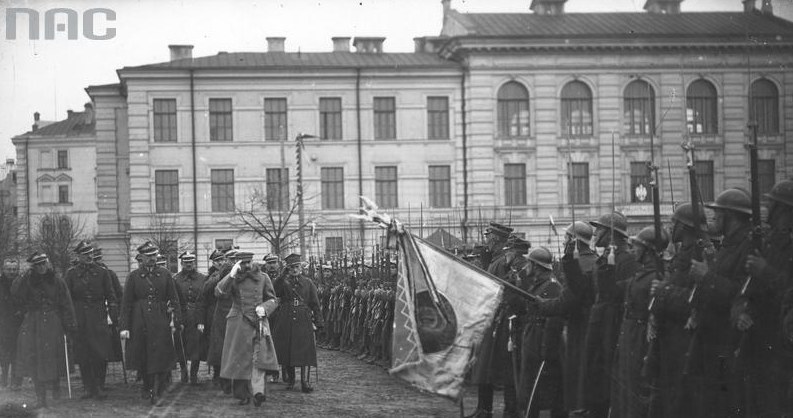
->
[465,180,793,418]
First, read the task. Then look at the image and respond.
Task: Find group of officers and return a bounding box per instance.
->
[0,240,324,409]
[463,179,793,418]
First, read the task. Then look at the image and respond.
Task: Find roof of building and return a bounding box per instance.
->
[121,51,459,71]
[445,11,793,39]
[15,111,95,139]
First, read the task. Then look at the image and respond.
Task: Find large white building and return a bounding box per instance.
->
[14,0,793,278]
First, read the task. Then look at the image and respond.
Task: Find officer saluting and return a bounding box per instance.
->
[119,241,182,406]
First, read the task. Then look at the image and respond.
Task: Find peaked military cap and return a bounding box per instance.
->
[284,253,302,266]
[510,238,531,255]
[92,248,104,260]
[27,252,48,265]
[75,240,94,255]
[224,247,239,259]
[179,251,196,262]
[136,241,159,256]
[321,264,333,270]
[485,222,513,237]
[209,249,224,261]
[156,255,167,266]
[263,253,280,263]
[235,251,254,262]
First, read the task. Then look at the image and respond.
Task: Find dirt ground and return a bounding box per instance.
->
[0,348,517,418]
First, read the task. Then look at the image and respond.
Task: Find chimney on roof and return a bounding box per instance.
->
[32,112,40,131]
[644,0,683,14]
[267,37,286,52]
[743,0,756,12]
[169,44,193,61]
[530,0,567,15]
[67,110,74,119]
[353,37,386,53]
[761,0,773,15]
[441,0,451,19]
[332,37,351,52]
[83,103,94,125]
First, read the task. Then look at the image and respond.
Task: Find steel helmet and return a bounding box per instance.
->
[565,221,594,243]
[671,202,707,229]
[589,211,629,238]
[525,246,554,271]
[704,188,752,215]
[630,226,670,251]
[765,180,793,208]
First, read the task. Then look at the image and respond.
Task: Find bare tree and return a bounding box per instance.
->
[0,201,21,262]
[142,214,193,273]
[229,187,313,257]
[27,212,89,277]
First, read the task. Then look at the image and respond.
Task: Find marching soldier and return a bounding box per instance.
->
[742,179,793,416]
[196,249,228,389]
[0,258,23,389]
[13,252,77,409]
[518,246,565,418]
[216,251,278,407]
[688,188,754,417]
[611,227,668,417]
[64,241,117,400]
[271,253,323,393]
[93,248,124,392]
[173,251,207,384]
[119,242,182,406]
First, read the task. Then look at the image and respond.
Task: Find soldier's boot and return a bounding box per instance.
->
[464,384,494,418]
[98,361,110,391]
[503,385,518,418]
[189,362,200,384]
[284,367,296,390]
[300,367,313,393]
[179,362,188,383]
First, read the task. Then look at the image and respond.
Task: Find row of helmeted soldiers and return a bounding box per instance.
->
[464,180,793,418]
[0,240,323,410]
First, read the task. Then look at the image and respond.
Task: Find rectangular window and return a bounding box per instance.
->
[153,99,177,142]
[504,163,527,206]
[630,161,653,203]
[319,98,342,140]
[266,168,290,211]
[155,170,179,213]
[40,150,51,169]
[571,162,590,204]
[209,99,233,141]
[57,150,68,169]
[375,166,398,208]
[215,239,233,251]
[759,159,775,198]
[428,165,451,208]
[210,169,235,212]
[58,185,69,204]
[427,97,449,140]
[325,236,344,259]
[695,161,714,202]
[373,97,396,140]
[321,167,344,209]
[264,98,288,141]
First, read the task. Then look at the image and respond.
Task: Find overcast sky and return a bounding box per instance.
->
[2,0,790,163]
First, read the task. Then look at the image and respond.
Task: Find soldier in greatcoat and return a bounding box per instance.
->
[196,249,225,386]
[64,241,118,399]
[271,253,323,393]
[119,241,182,406]
[742,180,793,416]
[216,251,278,406]
[517,247,565,418]
[173,251,207,384]
[0,258,23,389]
[200,248,236,394]
[13,252,77,408]
[92,248,124,391]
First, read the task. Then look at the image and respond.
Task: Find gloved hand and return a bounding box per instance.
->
[650,279,663,296]
[744,250,767,278]
[256,305,266,318]
[120,330,130,339]
[197,324,205,333]
[230,260,242,278]
[736,313,754,332]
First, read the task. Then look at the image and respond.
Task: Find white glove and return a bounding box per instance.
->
[197,324,205,333]
[120,330,130,339]
[256,305,266,318]
[230,260,242,277]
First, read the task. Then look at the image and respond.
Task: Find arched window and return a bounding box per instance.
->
[750,79,779,135]
[623,80,655,135]
[497,82,530,137]
[686,80,718,134]
[561,81,593,137]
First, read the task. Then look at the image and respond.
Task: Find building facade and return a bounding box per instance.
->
[15,0,793,278]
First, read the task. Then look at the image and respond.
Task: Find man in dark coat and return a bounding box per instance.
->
[196,249,225,387]
[467,222,522,418]
[580,212,639,418]
[518,246,564,418]
[13,252,77,408]
[119,241,182,406]
[688,188,754,417]
[742,180,793,416]
[173,251,207,384]
[0,258,23,389]
[64,241,118,400]
[93,248,124,391]
[271,253,323,393]
[200,249,235,393]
